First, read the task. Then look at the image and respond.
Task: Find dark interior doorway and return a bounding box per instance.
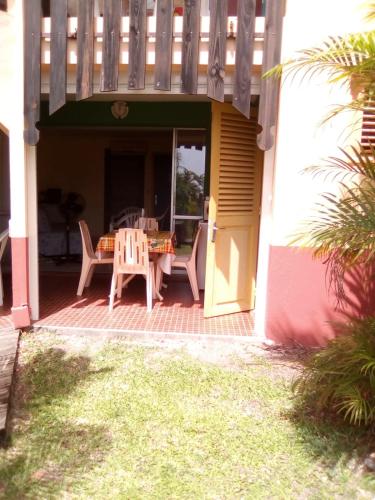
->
[154,153,172,230]
[104,151,145,230]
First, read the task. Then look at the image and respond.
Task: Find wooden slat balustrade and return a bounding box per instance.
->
[24,0,284,150]
[154,0,173,91]
[24,0,41,146]
[49,0,68,114]
[180,0,201,94]
[76,0,95,100]
[100,0,121,91]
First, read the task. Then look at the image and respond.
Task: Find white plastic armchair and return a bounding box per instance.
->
[77,221,113,296]
[134,217,159,231]
[109,207,143,231]
[0,229,9,306]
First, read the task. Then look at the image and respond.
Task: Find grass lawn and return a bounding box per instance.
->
[1,332,375,499]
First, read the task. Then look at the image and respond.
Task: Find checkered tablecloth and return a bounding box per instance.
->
[96,230,175,255]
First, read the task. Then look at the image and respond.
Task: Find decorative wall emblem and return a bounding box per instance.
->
[111,101,129,119]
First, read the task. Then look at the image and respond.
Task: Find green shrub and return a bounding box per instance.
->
[292,317,375,426]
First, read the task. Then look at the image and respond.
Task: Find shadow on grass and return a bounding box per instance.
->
[266,342,375,470]
[287,409,375,473]
[0,347,113,498]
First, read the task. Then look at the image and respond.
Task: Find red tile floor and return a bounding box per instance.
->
[0,271,254,337]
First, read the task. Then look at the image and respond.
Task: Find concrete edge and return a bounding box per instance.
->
[31,324,266,345]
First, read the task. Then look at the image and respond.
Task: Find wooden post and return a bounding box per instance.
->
[128,0,147,90]
[257,0,284,151]
[154,0,173,91]
[207,0,228,102]
[76,0,95,100]
[49,0,67,114]
[100,0,121,92]
[232,0,256,118]
[23,0,41,145]
[180,0,201,94]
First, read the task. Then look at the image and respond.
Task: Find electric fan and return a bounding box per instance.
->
[58,192,86,261]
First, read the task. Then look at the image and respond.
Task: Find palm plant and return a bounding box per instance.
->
[299,143,375,302]
[293,317,375,426]
[267,5,375,426]
[266,31,375,122]
[266,17,375,300]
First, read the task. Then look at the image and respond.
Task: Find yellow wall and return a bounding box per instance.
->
[37,128,172,236]
[272,0,370,246]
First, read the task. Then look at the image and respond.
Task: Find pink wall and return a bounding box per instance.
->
[11,237,31,328]
[265,246,375,346]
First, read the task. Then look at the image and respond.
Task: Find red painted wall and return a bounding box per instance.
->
[11,237,30,328]
[265,246,375,346]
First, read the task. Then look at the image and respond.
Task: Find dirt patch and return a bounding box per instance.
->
[21,332,309,382]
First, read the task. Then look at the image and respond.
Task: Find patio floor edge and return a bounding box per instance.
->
[32,324,263,344]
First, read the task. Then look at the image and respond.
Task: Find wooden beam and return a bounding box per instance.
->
[207,0,228,102]
[100,0,121,92]
[24,0,41,146]
[49,0,67,115]
[154,0,173,91]
[76,0,95,101]
[128,0,147,90]
[257,0,284,151]
[232,0,256,118]
[180,0,201,94]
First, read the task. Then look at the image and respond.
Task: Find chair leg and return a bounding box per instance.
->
[186,262,200,301]
[109,272,117,311]
[117,274,123,299]
[146,270,153,312]
[77,260,93,296]
[85,266,95,287]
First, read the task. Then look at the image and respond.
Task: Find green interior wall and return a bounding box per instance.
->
[39,101,211,129]
[39,100,212,196]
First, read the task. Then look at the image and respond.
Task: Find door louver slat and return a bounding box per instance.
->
[218,112,258,215]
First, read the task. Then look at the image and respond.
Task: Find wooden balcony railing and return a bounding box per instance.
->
[24,0,284,150]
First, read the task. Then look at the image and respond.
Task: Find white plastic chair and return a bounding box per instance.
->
[0,229,9,306]
[77,220,113,296]
[134,217,159,231]
[109,228,155,312]
[109,207,143,231]
[171,224,202,301]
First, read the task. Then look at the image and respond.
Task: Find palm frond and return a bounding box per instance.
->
[304,143,375,182]
[292,317,375,426]
[364,1,375,22]
[264,31,375,91]
[293,142,375,303]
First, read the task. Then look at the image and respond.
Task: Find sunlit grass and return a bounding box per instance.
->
[0,333,374,499]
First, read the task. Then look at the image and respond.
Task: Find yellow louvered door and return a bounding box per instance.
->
[204,102,262,318]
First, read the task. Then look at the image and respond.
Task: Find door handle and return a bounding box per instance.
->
[211,222,218,243]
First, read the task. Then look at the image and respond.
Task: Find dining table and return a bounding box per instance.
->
[96,230,176,299]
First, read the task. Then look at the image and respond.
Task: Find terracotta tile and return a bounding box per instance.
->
[2,272,254,337]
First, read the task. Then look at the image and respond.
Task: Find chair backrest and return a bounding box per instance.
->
[190,224,202,263]
[78,220,96,259]
[134,217,159,231]
[113,228,149,274]
[155,207,170,229]
[0,229,9,262]
[109,207,143,231]
[114,211,142,230]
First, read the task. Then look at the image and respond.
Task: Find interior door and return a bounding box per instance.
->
[204,102,262,318]
[104,152,145,230]
[154,153,172,230]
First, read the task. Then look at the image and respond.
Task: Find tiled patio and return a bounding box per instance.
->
[0,271,254,338]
